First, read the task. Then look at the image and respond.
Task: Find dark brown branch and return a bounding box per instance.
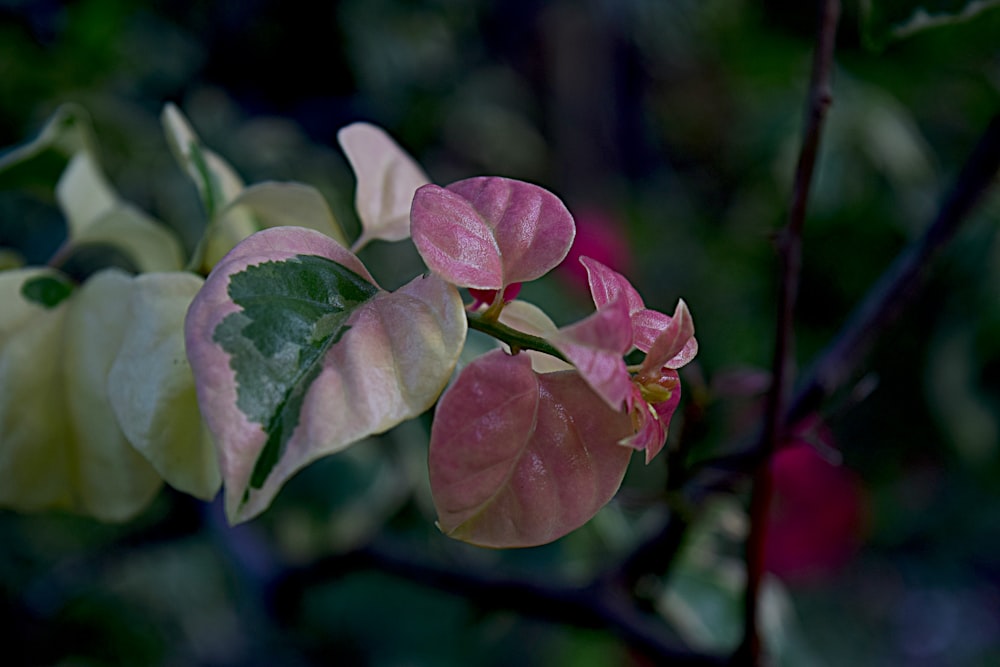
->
[270,533,727,666]
[787,111,1000,424]
[741,0,841,663]
[691,108,1000,485]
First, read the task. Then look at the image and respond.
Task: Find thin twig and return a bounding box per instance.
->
[740,1,840,663]
[788,111,1000,424]
[688,109,1000,489]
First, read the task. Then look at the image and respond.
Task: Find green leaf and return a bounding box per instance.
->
[214,254,379,489]
[861,0,1000,48]
[161,103,255,273]
[161,103,245,219]
[162,105,349,272]
[20,274,74,308]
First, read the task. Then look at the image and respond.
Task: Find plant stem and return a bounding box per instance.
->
[691,109,1000,484]
[466,310,570,363]
[787,110,1000,424]
[272,533,728,666]
[740,1,840,663]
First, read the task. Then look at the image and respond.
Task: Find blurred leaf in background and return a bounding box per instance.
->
[861,0,1000,49]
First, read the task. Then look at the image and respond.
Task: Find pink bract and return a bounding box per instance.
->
[623,370,682,463]
[581,256,698,368]
[411,177,575,291]
[428,350,633,548]
[547,297,633,411]
[638,299,695,378]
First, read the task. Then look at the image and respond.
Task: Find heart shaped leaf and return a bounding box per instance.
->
[411,177,576,291]
[186,226,466,523]
[429,350,633,548]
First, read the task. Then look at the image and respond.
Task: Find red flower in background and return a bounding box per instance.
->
[556,209,633,295]
[766,420,868,584]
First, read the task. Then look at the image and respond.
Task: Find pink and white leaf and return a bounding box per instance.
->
[185,226,466,524]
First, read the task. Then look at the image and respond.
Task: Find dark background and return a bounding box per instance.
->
[2,1,1000,664]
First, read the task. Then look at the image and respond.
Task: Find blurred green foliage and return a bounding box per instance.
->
[2,0,1000,665]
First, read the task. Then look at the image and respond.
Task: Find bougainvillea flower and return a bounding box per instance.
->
[582,256,698,366]
[545,257,695,463]
[556,208,634,296]
[429,291,693,546]
[410,176,576,294]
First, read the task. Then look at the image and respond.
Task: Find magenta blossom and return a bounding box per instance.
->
[412,176,700,545]
[766,420,867,583]
[556,208,634,296]
[548,258,696,463]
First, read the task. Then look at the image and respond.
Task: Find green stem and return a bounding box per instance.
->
[466,311,569,364]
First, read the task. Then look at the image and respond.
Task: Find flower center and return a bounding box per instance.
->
[636,373,678,405]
